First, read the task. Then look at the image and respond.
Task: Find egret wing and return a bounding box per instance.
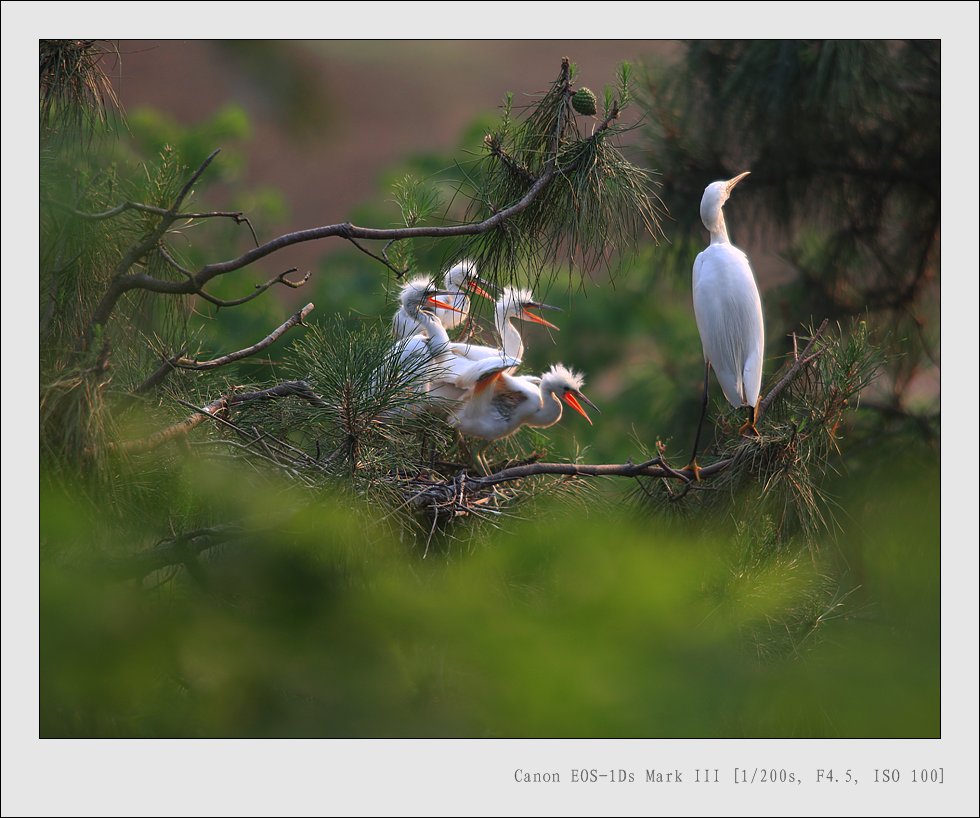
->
[692,244,764,408]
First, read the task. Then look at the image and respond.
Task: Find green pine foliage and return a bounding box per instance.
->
[36,42,938,738]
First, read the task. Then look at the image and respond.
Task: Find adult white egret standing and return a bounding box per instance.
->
[688,171,765,478]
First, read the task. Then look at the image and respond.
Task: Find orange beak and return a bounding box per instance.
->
[563,392,594,425]
[521,307,560,331]
[466,281,494,301]
[428,296,465,313]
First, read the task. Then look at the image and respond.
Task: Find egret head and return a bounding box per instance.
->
[699,171,750,232]
[444,260,495,303]
[399,276,461,316]
[499,286,561,330]
[541,363,599,425]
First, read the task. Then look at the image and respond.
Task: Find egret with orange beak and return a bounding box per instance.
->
[450,363,598,471]
[448,286,561,372]
[392,260,494,340]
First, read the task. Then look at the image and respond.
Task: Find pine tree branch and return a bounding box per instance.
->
[174,303,315,371]
[757,319,830,420]
[133,304,315,394]
[473,456,733,488]
[344,237,408,278]
[103,379,325,456]
[83,61,624,336]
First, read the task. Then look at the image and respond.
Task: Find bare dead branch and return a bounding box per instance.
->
[175,303,315,371]
[133,304,314,395]
[223,380,327,408]
[105,379,326,455]
[190,162,562,283]
[758,319,830,420]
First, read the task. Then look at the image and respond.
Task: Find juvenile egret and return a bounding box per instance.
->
[390,277,518,404]
[688,171,765,477]
[392,260,493,340]
[450,363,597,444]
[449,286,561,368]
[390,276,461,364]
[377,279,460,413]
[437,259,494,330]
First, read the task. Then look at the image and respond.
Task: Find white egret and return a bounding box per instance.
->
[450,363,597,446]
[392,260,493,340]
[448,286,561,369]
[437,259,494,330]
[688,171,765,478]
[390,277,518,404]
[389,276,460,368]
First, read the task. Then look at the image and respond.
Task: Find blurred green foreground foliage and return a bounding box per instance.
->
[41,448,938,738]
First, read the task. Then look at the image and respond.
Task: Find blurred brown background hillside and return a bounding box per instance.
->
[109,40,679,271]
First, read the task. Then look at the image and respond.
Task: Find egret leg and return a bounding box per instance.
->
[475,442,493,476]
[685,361,710,481]
[454,429,469,465]
[738,404,761,437]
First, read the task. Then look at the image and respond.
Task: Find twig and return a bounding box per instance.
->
[194,268,311,309]
[104,379,326,455]
[176,303,314,370]
[758,319,830,420]
[345,237,408,278]
[133,304,314,394]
